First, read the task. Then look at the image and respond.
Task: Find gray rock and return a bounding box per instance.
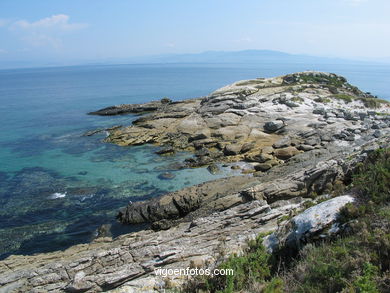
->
[313,107,326,115]
[304,136,321,146]
[240,142,255,153]
[297,144,315,151]
[207,164,220,175]
[373,130,382,138]
[264,121,284,132]
[265,195,354,252]
[158,172,176,180]
[254,163,273,172]
[223,144,242,156]
[274,147,300,160]
[273,137,291,149]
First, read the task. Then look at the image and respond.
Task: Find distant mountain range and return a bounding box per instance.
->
[1,50,389,69]
[100,50,389,66]
[119,50,348,64]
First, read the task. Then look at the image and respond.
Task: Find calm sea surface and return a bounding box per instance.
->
[0,62,389,258]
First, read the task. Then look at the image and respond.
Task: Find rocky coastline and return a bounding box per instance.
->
[1,71,389,292]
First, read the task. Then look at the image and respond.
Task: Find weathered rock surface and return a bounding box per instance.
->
[1,138,387,292]
[88,98,172,116]
[1,72,389,292]
[98,72,389,171]
[264,195,355,253]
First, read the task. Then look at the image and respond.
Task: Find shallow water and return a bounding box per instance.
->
[0,62,389,258]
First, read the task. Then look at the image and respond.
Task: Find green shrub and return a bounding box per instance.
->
[291,97,304,103]
[284,234,386,293]
[352,148,390,204]
[263,277,284,293]
[358,97,390,109]
[333,94,354,103]
[314,97,331,103]
[206,235,273,292]
[353,262,380,293]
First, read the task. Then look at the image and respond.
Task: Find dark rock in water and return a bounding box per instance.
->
[195,147,210,157]
[88,100,163,115]
[154,162,185,171]
[264,121,284,132]
[254,163,272,172]
[82,129,104,137]
[78,171,88,175]
[155,147,175,156]
[207,164,220,175]
[82,125,122,136]
[96,224,112,238]
[158,172,176,180]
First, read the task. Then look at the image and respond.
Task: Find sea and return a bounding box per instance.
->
[0,62,389,259]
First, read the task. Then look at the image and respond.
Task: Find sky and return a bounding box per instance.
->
[0,0,389,66]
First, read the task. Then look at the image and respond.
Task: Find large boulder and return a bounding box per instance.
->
[274,147,300,160]
[264,195,354,252]
[223,144,242,156]
[264,120,284,132]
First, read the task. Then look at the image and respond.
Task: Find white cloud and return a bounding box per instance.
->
[13,14,87,31]
[10,14,87,48]
[0,49,7,54]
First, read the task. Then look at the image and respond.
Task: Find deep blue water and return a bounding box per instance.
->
[0,62,389,258]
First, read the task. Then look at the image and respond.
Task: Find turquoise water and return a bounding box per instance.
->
[0,62,389,258]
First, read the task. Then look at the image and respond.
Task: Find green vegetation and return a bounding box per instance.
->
[291,96,304,103]
[314,97,331,104]
[333,94,354,103]
[352,148,390,204]
[206,235,274,293]
[298,74,346,88]
[330,93,389,108]
[358,97,390,109]
[186,148,390,292]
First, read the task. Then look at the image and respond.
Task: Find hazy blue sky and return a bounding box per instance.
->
[0,0,389,64]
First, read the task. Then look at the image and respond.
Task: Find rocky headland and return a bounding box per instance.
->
[1,72,389,292]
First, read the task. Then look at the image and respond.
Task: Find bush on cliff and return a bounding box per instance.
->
[283,148,390,292]
[187,148,390,292]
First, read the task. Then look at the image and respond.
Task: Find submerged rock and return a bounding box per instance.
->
[1,72,389,292]
[207,163,220,175]
[157,172,176,180]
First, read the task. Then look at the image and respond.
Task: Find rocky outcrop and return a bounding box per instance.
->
[0,72,389,292]
[97,72,389,172]
[88,98,172,116]
[1,136,387,292]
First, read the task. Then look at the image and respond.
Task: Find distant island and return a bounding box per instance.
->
[1,49,389,70]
